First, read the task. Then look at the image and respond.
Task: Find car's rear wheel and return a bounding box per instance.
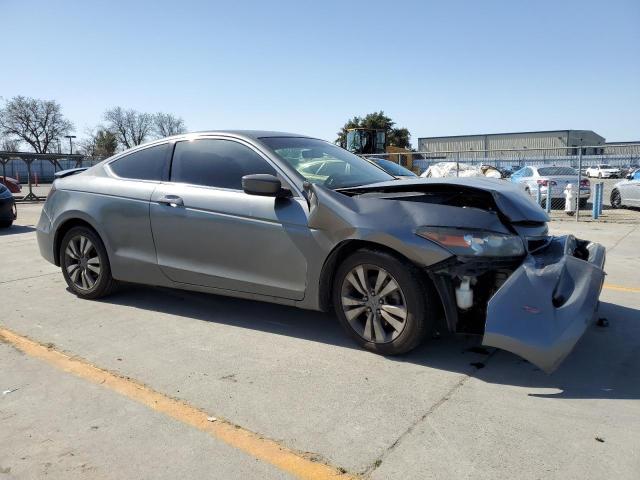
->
[0,220,12,228]
[332,249,435,355]
[60,226,116,299]
[611,189,622,209]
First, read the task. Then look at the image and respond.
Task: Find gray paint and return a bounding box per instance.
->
[36,130,605,372]
[484,235,606,373]
[614,175,640,207]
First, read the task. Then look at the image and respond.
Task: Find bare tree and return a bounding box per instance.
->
[104,107,153,149]
[0,96,73,153]
[154,112,186,138]
[1,136,20,152]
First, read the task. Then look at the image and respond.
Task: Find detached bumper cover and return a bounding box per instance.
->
[483,235,605,373]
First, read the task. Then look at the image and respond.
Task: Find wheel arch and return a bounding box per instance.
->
[53,217,106,266]
[610,187,622,208]
[318,239,441,316]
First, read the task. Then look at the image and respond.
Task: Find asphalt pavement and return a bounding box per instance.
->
[1,204,639,479]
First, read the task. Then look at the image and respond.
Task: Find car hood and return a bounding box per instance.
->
[336,177,549,224]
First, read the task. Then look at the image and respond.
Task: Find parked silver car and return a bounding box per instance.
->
[37,131,606,372]
[611,169,640,208]
[510,166,591,208]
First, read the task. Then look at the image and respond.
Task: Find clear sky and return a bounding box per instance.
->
[2,0,639,145]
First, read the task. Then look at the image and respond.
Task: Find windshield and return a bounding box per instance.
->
[538,167,577,176]
[598,164,611,168]
[370,158,417,177]
[260,137,395,189]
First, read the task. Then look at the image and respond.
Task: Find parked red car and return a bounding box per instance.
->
[0,176,22,193]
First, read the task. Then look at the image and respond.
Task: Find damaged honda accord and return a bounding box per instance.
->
[36,131,606,372]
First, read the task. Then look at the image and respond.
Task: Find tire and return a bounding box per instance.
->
[598,172,602,179]
[59,226,117,299]
[332,249,436,355]
[0,220,12,228]
[610,189,622,209]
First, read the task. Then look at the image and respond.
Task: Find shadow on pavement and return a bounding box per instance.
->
[100,285,640,401]
[0,225,36,236]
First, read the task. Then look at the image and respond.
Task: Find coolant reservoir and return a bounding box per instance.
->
[455,277,473,310]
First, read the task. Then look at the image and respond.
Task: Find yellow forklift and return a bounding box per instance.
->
[345,128,417,173]
[345,128,387,155]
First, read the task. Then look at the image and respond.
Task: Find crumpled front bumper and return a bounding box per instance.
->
[483,235,606,373]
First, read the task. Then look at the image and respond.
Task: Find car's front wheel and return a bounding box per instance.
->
[332,249,436,355]
[611,189,622,209]
[60,226,116,299]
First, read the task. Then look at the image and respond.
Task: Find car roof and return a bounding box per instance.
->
[180,130,314,140]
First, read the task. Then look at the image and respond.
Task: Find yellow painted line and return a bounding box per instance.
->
[603,283,640,293]
[0,327,355,480]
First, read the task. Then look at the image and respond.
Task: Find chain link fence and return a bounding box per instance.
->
[366,144,640,223]
[2,146,639,223]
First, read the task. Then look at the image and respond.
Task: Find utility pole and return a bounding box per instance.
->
[65,135,77,155]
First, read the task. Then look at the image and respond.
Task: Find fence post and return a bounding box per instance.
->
[592,182,599,220]
[545,186,552,213]
[598,183,604,215]
[576,149,583,222]
[456,151,460,177]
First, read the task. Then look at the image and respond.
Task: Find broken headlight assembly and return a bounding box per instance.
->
[417,227,525,257]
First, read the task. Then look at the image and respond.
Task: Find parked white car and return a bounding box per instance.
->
[510,166,591,208]
[585,164,621,178]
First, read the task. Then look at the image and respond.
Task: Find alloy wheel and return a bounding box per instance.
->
[64,235,101,291]
[611,190,622,208]
[340,264,408,344]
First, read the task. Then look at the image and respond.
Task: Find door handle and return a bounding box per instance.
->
[158,195,184,207]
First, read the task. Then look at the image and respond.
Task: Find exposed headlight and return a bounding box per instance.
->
[417,227,525,257]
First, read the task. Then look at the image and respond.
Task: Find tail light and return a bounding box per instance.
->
[580,179,590,187]
[537,179,557,186]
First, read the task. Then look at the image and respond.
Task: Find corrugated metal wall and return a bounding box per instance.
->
[418,130,607,158]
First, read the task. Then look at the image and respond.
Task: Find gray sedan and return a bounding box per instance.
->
[37,131,606,372]
[611,169,640,208]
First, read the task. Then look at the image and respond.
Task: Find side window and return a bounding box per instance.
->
[109,144,169,181]
[171,139,276,190]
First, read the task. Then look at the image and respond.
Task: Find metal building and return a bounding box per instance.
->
[603,141,640,156]
[417,130,605,157]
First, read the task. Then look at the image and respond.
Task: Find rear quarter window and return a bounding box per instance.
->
[109,144,170,181]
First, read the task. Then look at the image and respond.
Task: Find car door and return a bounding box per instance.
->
[149,137,309,300]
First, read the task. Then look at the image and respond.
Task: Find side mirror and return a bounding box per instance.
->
[242,174,291,197]
[626,174,633,180]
